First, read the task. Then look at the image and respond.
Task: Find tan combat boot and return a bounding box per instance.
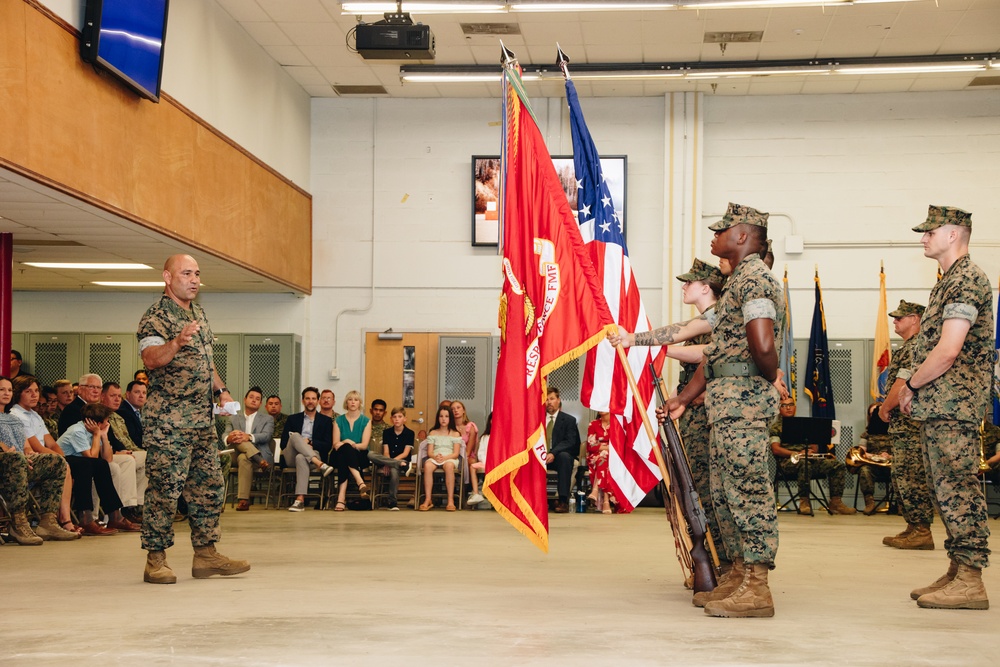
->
[34,513,81,541]
[692,558,744,608]
[884,523,915,546]
[910,560,958,600]
[917,564,989,610]
[10,511,43,546]
[797,498,812,515]
[192,544,251,578]
[704,563,775,618]
[863,495,877,515]
[829,497,857,515]
[896,523,934,550]
[144,550,178,584]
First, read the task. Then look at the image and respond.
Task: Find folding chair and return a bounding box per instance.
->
[414,440,465,510]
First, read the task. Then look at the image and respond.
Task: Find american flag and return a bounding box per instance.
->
[566,79,665,512]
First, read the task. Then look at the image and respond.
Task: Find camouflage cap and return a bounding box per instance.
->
[911,205,972,232]
[708,202,769,231]
[888,300,925,318]
[676,258,725,286]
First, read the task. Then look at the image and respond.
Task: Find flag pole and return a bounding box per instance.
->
[613,344,690,546]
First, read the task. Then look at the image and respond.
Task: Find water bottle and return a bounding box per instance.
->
[576,490,586,513]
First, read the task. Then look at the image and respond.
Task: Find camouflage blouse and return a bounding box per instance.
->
[137,294,216,429]
[911,254,995,424]
[886,336,921,436]
[704,255,784,424]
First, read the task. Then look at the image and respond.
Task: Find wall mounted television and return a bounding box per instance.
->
[80,0,170,102]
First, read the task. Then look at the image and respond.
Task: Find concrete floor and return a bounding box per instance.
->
[2,507,996,666]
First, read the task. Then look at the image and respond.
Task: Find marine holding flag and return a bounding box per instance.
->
[564,73,664,513]
[666,203,785,619]
[483,53,616,553]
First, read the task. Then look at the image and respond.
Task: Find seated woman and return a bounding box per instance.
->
[57,403,139,535]
[0,376,80,544]
[10,375,80,534]
[331,390,372,511]
[586,412,616,514]
[419,406,463,511]
[451,400,483,506]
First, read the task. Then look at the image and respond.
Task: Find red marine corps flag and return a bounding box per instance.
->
[483,47,617,552]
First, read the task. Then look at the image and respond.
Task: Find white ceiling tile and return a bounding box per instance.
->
[256,0,333,23]
[238,21,293,46]
[262,44,313,67]
[283,65,331,86]
[279,21,344,46]
[215,0,271,23]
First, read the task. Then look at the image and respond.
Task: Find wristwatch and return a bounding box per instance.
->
[905,378,918,393]
[214,387,228,397]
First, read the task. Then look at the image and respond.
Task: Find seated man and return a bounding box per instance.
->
[57,403,139,534]
[544,387,580,514]
[367,407,414,510]
[769,398,856,515]
[102,381,148,522]
[368,399,388,454]
[852,403,894,515]
[281,386,334,512]
[39,385,59,438]
[222,386,275,511]
[51,378,76,424]
[58,373,102,435]
[981,419,1000,486]
[265,395,288,445]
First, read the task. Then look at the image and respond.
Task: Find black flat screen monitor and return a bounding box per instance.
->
[81,0,170,102]
[781,417,833,453]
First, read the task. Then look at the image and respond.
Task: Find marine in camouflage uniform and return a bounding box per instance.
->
[878,300,936,547]
[769,410,855,514]
[137,255,249,584]
[902,206,994,610]
[673,259,727,564]
[668,203,784,618]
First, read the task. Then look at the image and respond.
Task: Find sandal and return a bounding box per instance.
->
[61,520,84,535]
[357,483,369,498]
[586,496,598,509]
[445,504,457,512]
[418,502,433,511]
[333,502,346,512]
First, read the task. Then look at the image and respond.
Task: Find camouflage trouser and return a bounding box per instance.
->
[856,464,892,497]
[679,403,725,562]
[891,429,934,525]
[921,419,990,569]
[141,424,224,552]
[0,452,66,513]
[710,416,778,567]
[777,457,848,498]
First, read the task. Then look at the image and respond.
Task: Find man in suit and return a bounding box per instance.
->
[117,380,146,450]
[223,386,275,511]
[545,387,580,514]
[58,373,102,435]
[281,386,335,512]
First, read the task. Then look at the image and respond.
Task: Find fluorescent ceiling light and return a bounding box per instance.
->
[686,68,831,77]
[401,71,544,82]
[836,64,987,75]
[342,0,920,12]
[341,2,506,12]
[91,281,167,287]
[24,262,153,270]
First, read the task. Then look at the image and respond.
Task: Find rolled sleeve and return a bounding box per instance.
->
[942,302,977,325]
[743,298,776,322]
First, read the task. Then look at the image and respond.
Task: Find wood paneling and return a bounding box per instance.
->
[1,1,311,293]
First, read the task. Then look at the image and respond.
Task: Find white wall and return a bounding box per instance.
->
[310,90,1000,395]
[702,91,1000,339]
[39,0,311,187]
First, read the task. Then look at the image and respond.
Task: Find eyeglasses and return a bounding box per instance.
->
[80,384,102,390]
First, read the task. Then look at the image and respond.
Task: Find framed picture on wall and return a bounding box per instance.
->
[471,154,627,247]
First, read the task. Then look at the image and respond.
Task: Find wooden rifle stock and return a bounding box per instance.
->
[650,363,718,593]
